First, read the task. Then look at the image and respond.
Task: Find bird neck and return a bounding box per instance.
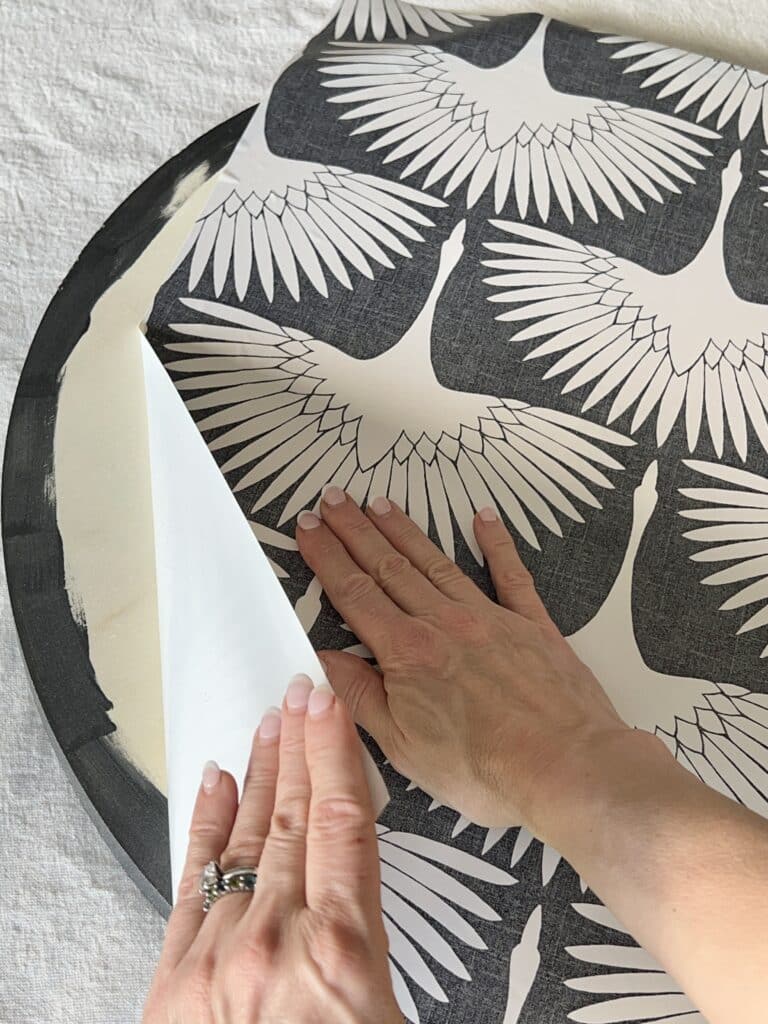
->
[477,15,551,102]
[686,167,739,278]
[378,233,462,374]
[591,462,658,645]
[514,15,550,71]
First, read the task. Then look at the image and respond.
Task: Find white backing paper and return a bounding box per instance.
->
[139,337,388,897]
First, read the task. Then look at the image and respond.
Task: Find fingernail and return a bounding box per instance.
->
[478,506,498,523]
[258,706,282,744]
[202,760,220,793]
[285,673,313,712]
[369,495,391,516]
[297,510,321,530]
[322,484,346,507]
[307,683,335,718]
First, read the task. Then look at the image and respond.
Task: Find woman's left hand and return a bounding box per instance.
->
[143,675,402,1024]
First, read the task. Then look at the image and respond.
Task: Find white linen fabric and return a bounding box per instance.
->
[1,2,765,1022]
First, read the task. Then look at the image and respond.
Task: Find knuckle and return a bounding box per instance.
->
[395,521,422,547]
[219,927,277,986]
[249,914,283,961]
[278,728,306,757]
[373,552,411,586]
[346,515,372,537]
[424,556,465,590]
[338,570,376,605]
[310,795,374,837]
[175,873,205,907]
[270,795,310,840]
[188,819,225,842]
[309,913,368,977]
[497,560,534,593]
[239,775,275,812]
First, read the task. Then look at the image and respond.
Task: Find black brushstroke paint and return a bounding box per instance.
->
[2,106,255,915]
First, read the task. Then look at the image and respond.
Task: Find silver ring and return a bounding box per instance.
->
[199,860,258,912]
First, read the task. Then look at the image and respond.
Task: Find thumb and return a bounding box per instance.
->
[319,650,394,750]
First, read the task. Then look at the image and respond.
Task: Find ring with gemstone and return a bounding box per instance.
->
[199,860,258,912]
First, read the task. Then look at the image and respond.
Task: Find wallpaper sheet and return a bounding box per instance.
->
[146,6,768,1022]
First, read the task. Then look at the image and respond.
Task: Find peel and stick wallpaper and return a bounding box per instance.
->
[146,6,768,1021]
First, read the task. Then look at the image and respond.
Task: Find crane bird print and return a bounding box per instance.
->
[602,35,768,142]
[680,458,768,658]
[333,0,487,42]
[175,80,446,304]
[319,16,718,222]
[564,902,705,1023]
[483,150,768,460]
[567,460,768,818]
[165,220,633,562]
[375,825,514,1023]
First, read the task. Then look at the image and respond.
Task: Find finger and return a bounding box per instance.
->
[221,708,280,871]
[303,685,384,924]
[296,510,412,663]
[252,675,313,907]
[159,763,238,970]
[320,649,396,753]
[202,707,282,927]
[473,508,557,630]
[318,486,443,614]
[365,495,481,603]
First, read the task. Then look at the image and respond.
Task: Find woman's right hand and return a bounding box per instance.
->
[295,487,649,837]
[296,487,768,1024]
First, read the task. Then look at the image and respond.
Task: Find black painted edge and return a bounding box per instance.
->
[2,105,256,917]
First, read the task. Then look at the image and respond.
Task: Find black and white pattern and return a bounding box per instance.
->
[143,8,768,1022]
[564,902,705,1023]
[333,0,487,42]
[568,460,768,817]
[602,35,768,141]
[376,825,514,1023]
[483,152,768,459]
[320,17,718,221]
[177,83,446,303]
[680,459,768,657]
[167,221,632,562]
[416,790,564,886]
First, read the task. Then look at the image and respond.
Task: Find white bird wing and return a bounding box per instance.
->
[177,159,445,304]
[166,296,633,562]
[565,902,706,1023]
[483,220,768,460]
[165,297,369,527]
[601,36,768,141]
[377,825,514,1023]
[320,41,717,220]
[680,458,768,657]
[333,0,487,42]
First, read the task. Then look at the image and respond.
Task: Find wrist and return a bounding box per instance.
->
[524,727,680,866]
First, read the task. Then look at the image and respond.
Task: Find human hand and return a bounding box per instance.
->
[143,675,402,1024]
[296,489,637,837]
